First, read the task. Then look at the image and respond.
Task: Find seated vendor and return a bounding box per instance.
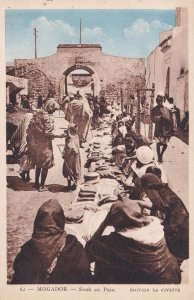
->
[121,145,167,199]
[85,201,181,284]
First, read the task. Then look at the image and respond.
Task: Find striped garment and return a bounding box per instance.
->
[10,113,33,156]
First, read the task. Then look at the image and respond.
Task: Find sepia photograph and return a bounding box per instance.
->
[1,0,193,298]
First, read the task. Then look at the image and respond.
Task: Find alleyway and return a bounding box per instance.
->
[7,113,189,283]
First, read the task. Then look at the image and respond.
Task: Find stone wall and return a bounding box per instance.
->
[15,44,145,102]
[24,69,55,99]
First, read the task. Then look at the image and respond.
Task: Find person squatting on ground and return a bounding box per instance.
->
[151,93,173,163]
[27,99,64,192]
[85,200,181,284]
[140,173,189,261]
[11,199,92,284]
[122,145,167,199]
[62,123,81,191]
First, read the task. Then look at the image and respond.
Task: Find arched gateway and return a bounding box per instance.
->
[14,44,145,102]
[63,64,100,97]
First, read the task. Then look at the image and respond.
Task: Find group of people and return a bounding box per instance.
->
[10,90,92,191]
[9,90,189,284]
[10,96,62,191]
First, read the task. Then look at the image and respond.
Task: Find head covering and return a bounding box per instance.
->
[32,199,66,269]
[117,120,124,127]
[43,99,59,113]
[167,97,174,104]
[156,92,165,105]
[141,173,169,212]
[146,166,162,179]
[118,125,127,138]
[157,91,165,98]
[125,119,133,127]
[141,173,162,189]
[67,123,78,138]
[136,146,154,164]
[108,201,152,230]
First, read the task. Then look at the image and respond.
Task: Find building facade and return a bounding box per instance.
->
[146,7,188,121]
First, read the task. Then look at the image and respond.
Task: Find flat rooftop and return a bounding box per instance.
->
[57,44,102,49]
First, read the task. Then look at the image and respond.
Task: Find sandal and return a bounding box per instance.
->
[39,185,48,192]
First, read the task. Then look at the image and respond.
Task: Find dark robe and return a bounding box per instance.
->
[147,185,189,259]
[11,235,91,284]
[141,174,189,260]
[151,105,173,138]
[85,232,181,284]
[11,199,91,284]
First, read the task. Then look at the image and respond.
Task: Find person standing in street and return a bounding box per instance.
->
[151,93,173,163]
[27,99,64,192]
[10,112,34,182]
[65,90,92,147]
[62,123,81,191]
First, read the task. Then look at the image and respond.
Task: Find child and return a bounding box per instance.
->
[62,124,81,190]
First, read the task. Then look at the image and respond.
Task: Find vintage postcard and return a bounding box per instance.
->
[0,0,194,299]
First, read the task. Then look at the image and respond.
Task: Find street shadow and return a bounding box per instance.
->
[47,184,67,193]
[7,176,37,191]
[174,128,189,145]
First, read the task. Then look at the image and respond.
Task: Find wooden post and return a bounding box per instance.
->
[64,76,68,96]
[120,88,123,113]
[148,83,155,139]
[135,89,141,134]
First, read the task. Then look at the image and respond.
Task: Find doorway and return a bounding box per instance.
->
[63,65,98,97]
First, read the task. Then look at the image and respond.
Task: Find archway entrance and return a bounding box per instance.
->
[63,65,99,96]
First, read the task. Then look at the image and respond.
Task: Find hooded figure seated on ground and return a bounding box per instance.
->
[11,199,92,284]
[85,200,181,284]
[140,173,189,261]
